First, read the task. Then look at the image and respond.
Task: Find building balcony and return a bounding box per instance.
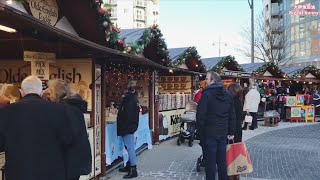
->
[134,19,146,23]
[134,4,146,9]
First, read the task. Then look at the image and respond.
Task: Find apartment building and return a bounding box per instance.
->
[263,0,320,67]
[104,0,159,29]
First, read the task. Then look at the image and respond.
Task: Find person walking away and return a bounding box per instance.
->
[243,83,261,130]
[117,80,140,179]
[196,71,236,180]
[227,83,244,180]
[0,76,73,180]
[45,79,92,180]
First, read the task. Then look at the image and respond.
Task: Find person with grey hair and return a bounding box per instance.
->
[0,76,72,180]
[196,71,236,180]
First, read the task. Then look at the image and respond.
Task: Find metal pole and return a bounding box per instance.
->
[219,36,221,57]
[251,0,254,63]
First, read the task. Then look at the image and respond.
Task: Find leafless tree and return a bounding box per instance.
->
[237,11,295,65]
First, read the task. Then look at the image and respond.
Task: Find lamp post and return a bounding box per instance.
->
[212,37,228,57]
[248,0,254,63]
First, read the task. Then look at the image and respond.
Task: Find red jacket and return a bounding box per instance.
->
[194,90,202,104]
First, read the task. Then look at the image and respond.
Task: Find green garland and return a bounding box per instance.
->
[90,0,125,51]
[211,55,244,73]
[123,25,171,66]
[291,65,320,79]
[253,62,285,78]
[171,47,206,72]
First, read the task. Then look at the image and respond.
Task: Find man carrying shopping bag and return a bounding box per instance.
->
[196,71,236,180]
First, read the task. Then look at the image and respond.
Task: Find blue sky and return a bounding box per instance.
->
[158,0,263,64]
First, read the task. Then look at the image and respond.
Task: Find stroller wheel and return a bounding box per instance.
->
[177,138,181,146]
[196,157,201,172]
[188,141,193,147]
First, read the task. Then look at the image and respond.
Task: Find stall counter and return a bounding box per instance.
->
[105,114,152,165]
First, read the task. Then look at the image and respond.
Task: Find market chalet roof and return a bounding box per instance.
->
[119,28,147,44]
[280,66,305,77]
[201,57,225,71]
[240,63,265,74]
[168,47,189,62]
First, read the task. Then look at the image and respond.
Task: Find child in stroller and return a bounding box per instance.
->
[177,102,198,147]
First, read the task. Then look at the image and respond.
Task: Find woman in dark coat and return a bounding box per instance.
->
[227,83,244,143]
[117,81,140,179]
[46,79,92,180]
[227,83,244,180]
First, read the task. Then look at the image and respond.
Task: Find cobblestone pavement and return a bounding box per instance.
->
[105,122,318,180]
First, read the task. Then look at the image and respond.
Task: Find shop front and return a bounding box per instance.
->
[0,1,149,178]
[103,61,153,167]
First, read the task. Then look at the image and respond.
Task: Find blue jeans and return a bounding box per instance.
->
[122,134,137,166]
[203,136,228,180]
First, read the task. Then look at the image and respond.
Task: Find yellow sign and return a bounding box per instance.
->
[28,0,59,26]
[0,59,93,110]
[24,51,56,62]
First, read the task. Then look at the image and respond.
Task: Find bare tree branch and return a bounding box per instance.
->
[238,10,295,65]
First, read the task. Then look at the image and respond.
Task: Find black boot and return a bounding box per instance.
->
[119,163,130,173]
[123,166,138,179]
[242,122,248,130]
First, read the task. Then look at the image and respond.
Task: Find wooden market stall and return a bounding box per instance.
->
[150,47,204,145]
[280,65,320,122]
[202,55,250,89]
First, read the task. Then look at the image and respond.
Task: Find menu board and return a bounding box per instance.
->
[159,76,192,94]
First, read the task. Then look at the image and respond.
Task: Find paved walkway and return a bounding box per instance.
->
[104,122,318,180]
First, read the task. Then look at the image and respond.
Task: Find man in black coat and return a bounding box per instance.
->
[196,71,236,180]
[0,76,72,180]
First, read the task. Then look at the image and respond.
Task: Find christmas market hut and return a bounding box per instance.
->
[201,55,248,88]
[119,26,172,66]
[241,62,287,81]
[151,47,205,145]
[168,47,206,73]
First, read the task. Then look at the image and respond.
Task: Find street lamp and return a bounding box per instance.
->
[248,0,254,63]
[212,37,228,57]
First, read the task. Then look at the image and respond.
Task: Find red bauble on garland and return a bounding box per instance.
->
[108,12,112,17]
[118,40,124,46]
[99,8,105,15]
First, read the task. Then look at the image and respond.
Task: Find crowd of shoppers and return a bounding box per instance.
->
[0,76,92,180]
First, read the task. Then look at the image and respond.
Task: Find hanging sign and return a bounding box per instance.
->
[31,60,50,80]
[24,51,56,62]
[24,51,55,80]
[28,0,59,26]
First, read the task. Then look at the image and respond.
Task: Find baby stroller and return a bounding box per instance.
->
[177,112,197,147]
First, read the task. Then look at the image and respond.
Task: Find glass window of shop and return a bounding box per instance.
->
[300,24,305,39]
[300,41,306,56]
[291,27,295,41]
[311,20,317,30]
[306,40,311,56]
[295,25,300,40]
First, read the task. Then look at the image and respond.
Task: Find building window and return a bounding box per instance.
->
[124,8,128,13]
